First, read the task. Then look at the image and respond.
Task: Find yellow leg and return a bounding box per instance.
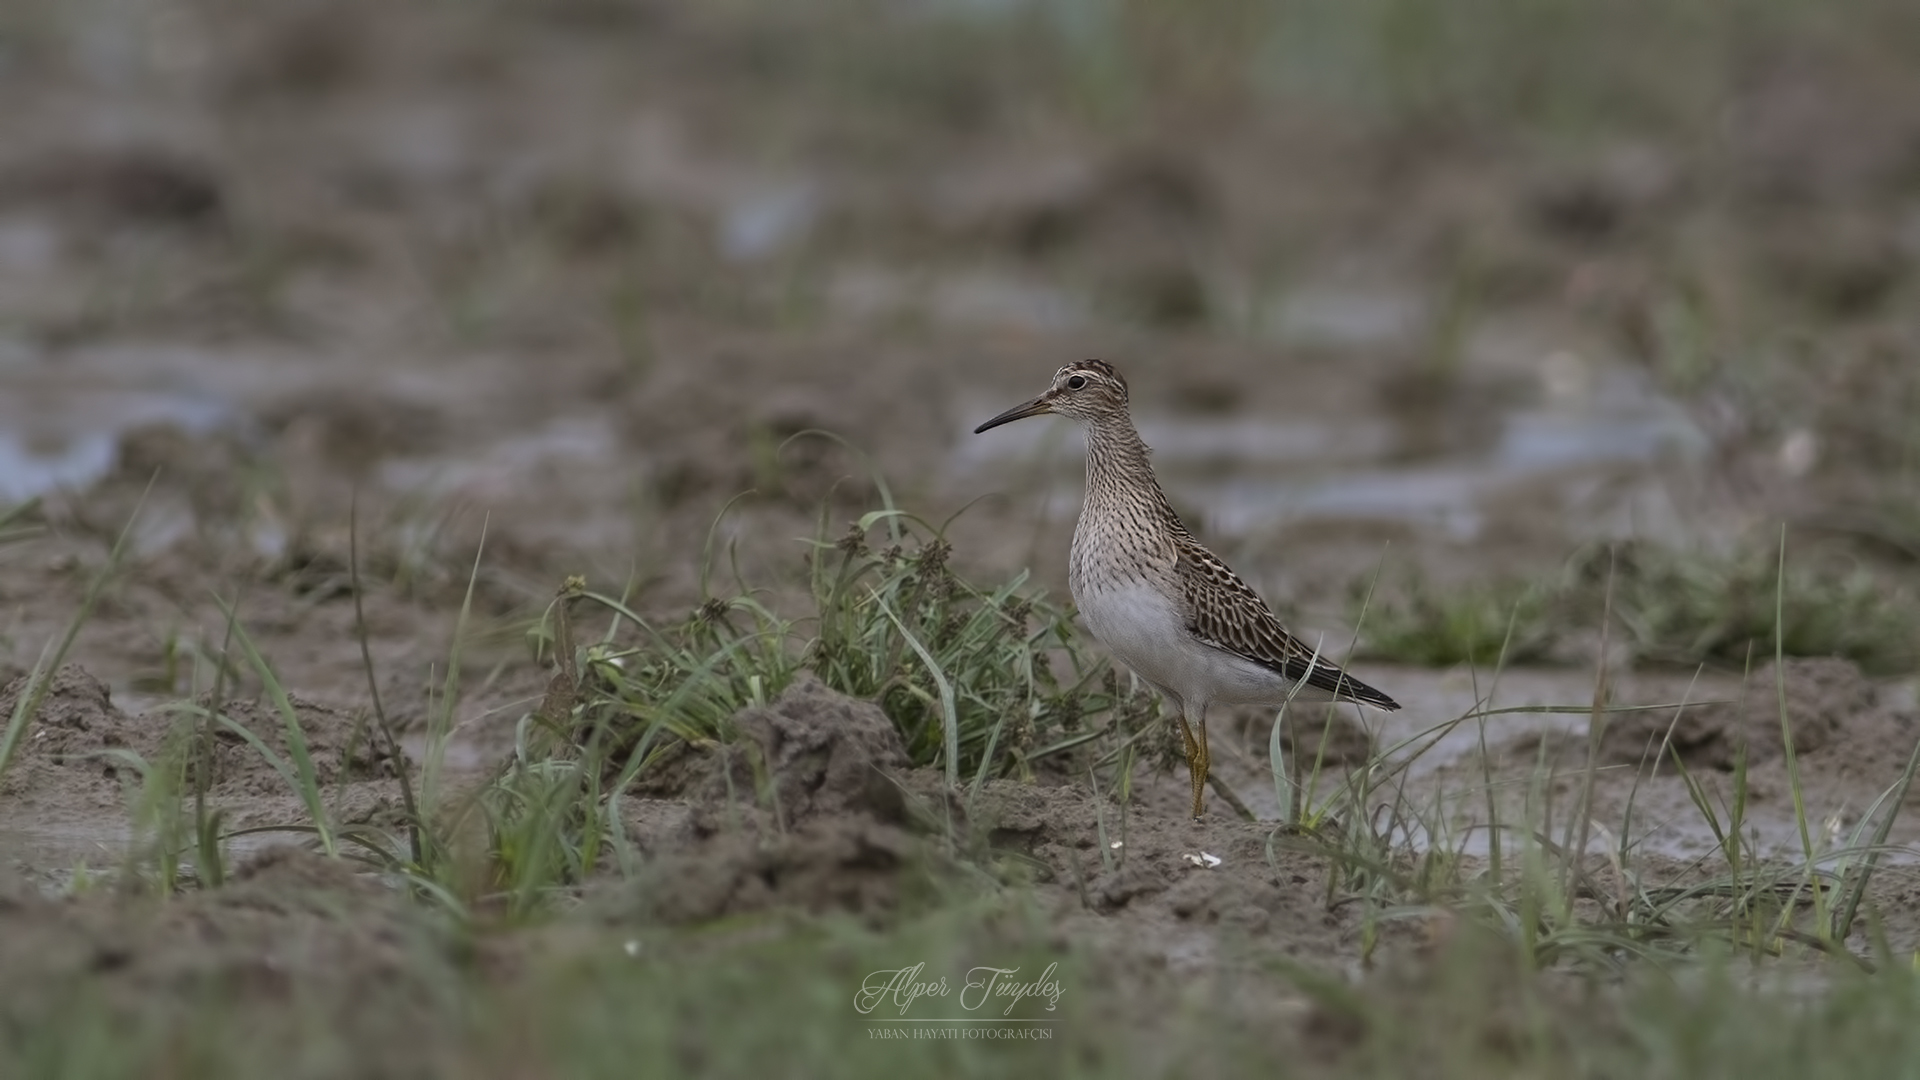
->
[1190,708,1210,820]
[1172,713,1204,819]
[1175,707,1205,814]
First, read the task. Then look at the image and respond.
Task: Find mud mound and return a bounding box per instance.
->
[198,695,402,796]
[1,666,402,801]
[603,676,952,923]
[643,673,911,831]
[2,666,408,848]
[0,665,126,761]
[615,798,698,856]
[1595,658,1884,770]
[0,666,148,803]
[729,674,911,823]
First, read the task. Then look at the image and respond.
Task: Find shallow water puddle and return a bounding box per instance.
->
[0,383,232,503]
[0,341,322,503]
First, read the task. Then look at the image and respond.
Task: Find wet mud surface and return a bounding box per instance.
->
[2,0,1920,1066]
[10,659,1919,994]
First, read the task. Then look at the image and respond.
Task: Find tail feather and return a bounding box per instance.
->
[1292,658,1401,711]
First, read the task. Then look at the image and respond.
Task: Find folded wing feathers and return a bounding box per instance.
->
[1175,540,1401,711]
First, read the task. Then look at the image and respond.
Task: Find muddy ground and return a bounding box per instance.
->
[4,1,1920,1073]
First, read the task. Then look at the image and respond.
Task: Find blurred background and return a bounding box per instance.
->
[3,0,1919,677]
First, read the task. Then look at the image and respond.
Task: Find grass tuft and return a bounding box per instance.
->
[1351,567,1557,666]
[1584,538,1919,674]
[1354,535,1920,673]
[553,509,1146,790]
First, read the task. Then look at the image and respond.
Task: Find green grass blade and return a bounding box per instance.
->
[211,603,336,857]
[1831,733,1920,940]
[0,487,148,785]
[880,600,959,787]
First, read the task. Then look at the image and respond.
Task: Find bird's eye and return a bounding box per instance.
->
[1066,375,1087,390]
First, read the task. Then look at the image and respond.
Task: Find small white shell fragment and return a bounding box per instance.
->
[1182,852,1223,869]
[1108,841,1124,849]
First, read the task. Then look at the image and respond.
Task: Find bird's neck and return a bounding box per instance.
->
[1081,415,1180,533]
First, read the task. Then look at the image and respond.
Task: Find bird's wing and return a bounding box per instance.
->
[1174,538,1400,710]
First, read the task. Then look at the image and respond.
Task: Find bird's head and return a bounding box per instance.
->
[973,360,1131,433]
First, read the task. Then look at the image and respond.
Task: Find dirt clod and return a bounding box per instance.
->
[1,665,118,747]
[0,666,134,799]
[200,695,399,792]
[1597,658,1879,770]
[669,674,913,830]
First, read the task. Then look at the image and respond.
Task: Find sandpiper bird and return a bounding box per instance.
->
[975,360,1400,819]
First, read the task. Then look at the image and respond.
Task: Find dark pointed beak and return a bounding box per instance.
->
[973,395,1054,434]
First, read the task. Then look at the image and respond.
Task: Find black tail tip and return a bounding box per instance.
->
[1347,682,1400,711]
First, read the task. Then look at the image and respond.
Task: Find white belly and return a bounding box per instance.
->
[1075,581,1308,710]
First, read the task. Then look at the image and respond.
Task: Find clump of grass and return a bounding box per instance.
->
[1573,539,1918,674]
[802,512,1121,785]
[1350,568,1558,666]
[555,508,1138,792]
[386,504,1158,910]
[1352,535,1920,673]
